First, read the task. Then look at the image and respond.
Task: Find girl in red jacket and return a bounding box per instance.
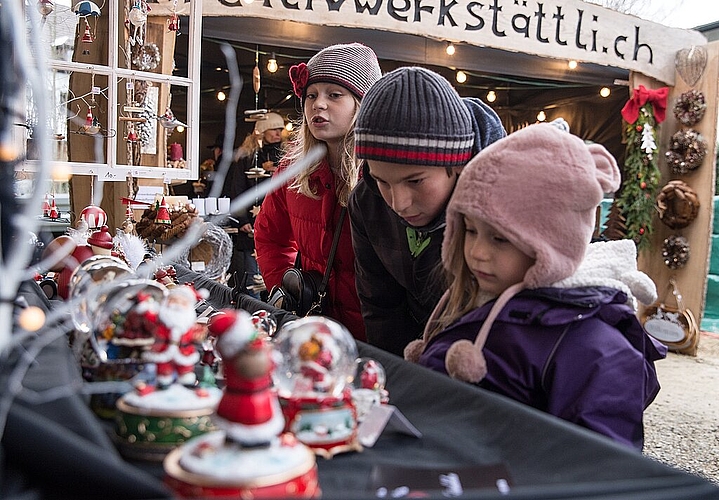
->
[254,43,382,341]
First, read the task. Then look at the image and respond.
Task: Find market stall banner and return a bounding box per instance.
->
[151,0,705,85]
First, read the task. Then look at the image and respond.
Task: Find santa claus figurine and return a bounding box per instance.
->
[208,310,285,448]
[143,284,203,388]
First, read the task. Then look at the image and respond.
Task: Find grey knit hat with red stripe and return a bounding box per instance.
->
[354,66,506,167]
[289,43,382,100]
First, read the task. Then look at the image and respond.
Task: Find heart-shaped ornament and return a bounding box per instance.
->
[675,45,707,87]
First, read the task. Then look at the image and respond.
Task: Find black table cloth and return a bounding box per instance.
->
[4,278,719,499]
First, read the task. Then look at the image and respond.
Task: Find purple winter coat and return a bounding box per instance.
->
[418,286,667,450]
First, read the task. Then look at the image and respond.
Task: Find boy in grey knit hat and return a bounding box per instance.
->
[349,66,506,356]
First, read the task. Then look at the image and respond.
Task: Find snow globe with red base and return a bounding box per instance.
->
[163,310,320,498]
[273,316,362,458]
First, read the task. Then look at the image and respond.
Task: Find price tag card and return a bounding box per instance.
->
[357,404,421,448]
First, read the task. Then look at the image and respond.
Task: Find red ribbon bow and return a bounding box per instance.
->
[621,85,669,124]
[289,62,309,98]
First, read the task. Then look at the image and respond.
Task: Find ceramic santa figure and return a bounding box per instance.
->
[208,310,285,447]
[143,284,202,388]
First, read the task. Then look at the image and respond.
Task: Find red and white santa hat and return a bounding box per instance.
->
[208,309,257,359]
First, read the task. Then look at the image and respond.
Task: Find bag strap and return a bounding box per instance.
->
[318,206,347,297]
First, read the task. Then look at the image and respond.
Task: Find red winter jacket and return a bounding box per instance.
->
[254,159,365,341]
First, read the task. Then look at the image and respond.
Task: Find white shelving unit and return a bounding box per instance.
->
[21,0,202,181]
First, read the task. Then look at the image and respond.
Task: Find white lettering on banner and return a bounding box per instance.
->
[150,0,707,85]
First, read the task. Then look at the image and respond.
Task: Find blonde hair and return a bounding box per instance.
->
[425,216,489,340]
[285,97,361,207]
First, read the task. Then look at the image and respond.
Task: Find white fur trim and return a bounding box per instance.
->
[551,240,657,310]
[217,311,256,359]
[215,398,285,445]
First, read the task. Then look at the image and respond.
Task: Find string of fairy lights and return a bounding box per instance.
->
[201,39,621,124]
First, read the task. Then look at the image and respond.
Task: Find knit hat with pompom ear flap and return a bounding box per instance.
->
[432,122,621,383]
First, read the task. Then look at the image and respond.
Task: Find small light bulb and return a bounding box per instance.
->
[285,122,293,132]
[486,90,496,103]
[217,91,226,102]
[600,87,611,98]
[446,43,456,56]
[568,60,578,70]
[537,110,547,122]
[267,53,278,73]
[456,71,467,84]
[19,306,46,332]
[175,125,185,133]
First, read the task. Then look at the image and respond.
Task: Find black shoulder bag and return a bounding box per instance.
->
[267,207,346,316]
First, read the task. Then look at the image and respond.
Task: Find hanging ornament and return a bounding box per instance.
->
[167,0,180,33]
[80,204,108,230]
[640,123,656,154]
[74,1,100,43]
[167,13,180,32]
[673,90,706,127]
[127,0,149,46]
[253,65,261,95]
[675,45,708,87]
[665,129,707,175]
[79,107,101,135]
[131,43,161,71]
[81,21,94,43]
[656,180,700,230]
[37,0,55,18]
[126,126,139,142]
[158,107,187,130]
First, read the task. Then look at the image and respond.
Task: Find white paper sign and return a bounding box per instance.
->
[134,186,164,205]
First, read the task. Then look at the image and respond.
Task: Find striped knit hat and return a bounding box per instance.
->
[355,67,488,167]
[289,43,382,100]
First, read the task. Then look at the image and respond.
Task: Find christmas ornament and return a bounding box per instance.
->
[656,179,700,230]
[80,204,107,229]
[673,90,706,126]
[37,0,55,18]
[155,197,172,225]
[73,1,100,44]
[662,235,690,270]
[273,316,362,458]
[68,254,133,335]
[351,358,388,423]
[675,45,708,87]
[79,108,101,135]
[127,0,149,46]
[131,43,161,71]
[665,129,707,175]
[87,225,114,255]
[48,198,59,219]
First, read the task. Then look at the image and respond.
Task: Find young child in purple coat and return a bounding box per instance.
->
[404,121,667,450]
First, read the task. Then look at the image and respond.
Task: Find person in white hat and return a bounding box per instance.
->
[221,112,287,298]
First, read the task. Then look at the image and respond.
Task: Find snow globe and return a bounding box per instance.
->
[272,316,362,458]
[110,282,223,461]
[351,357,389,423]
[163,310,320,498]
